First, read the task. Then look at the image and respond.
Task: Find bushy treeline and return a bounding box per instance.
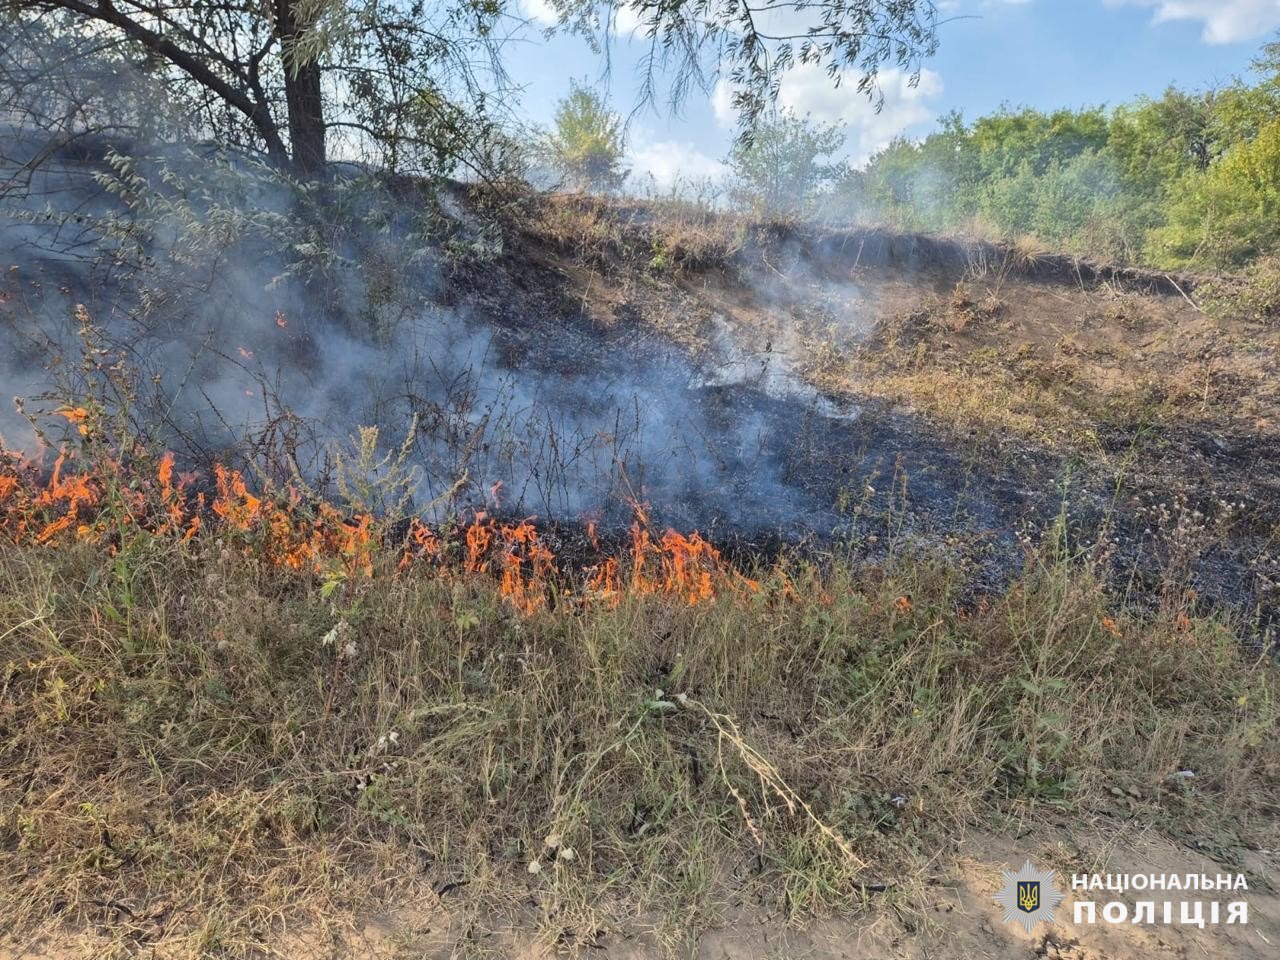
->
[842,40,1280,269]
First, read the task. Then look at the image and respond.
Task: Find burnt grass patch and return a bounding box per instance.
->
[475,196,1280,646]
[7,175,1275,644]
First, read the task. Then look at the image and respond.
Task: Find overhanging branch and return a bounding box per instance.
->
[23,0,290,164]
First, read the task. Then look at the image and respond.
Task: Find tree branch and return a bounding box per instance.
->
[26,0,289,164]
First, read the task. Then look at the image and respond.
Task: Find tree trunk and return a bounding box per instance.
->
[275,0,326,178]
[40,0,294,167]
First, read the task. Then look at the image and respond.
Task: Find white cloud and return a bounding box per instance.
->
[522,0,646,34]
[714,65,944,165]
[627,138,729,190]
[938,0,1031,11]
[711,80,736,128]
[613,4,645,35]
[1109,0,1280,44]
[519,0,559,27]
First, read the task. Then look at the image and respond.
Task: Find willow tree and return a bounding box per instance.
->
[2,0,939,178]
[2,0,512,178]
[582,0,940,132]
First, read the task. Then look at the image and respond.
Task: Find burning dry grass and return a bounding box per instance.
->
[1,439,1278,957]
[0,237,1276,958]
[0,304,1277,956]
[0,451,762,627]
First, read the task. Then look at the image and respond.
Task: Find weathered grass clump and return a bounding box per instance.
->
[1203,254,1280,324]
[1,522,1276,956]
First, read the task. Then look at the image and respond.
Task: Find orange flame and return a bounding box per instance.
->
[1,447,767,614]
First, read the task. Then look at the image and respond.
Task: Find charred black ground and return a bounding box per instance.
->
[1,147,1277,645]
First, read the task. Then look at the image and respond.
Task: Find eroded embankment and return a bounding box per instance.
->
[482,196,1280,640]
[1,156,1277,638]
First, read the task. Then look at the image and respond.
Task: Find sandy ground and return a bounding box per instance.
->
[6,827,1275,960]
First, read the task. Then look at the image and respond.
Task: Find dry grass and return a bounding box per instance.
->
[510,195,1277,453]
[1203,254,1280,325]
[518,194,750,276]
[1,520,1277,957]
[2,200,1278,957]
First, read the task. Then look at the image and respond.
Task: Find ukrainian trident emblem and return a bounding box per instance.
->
[995,861,1064,933]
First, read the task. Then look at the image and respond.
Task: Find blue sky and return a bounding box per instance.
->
[500,0,1280,189]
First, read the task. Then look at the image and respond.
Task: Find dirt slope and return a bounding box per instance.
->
[488,198,1280,638]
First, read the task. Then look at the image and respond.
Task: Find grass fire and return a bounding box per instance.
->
[3,2,1280,958]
